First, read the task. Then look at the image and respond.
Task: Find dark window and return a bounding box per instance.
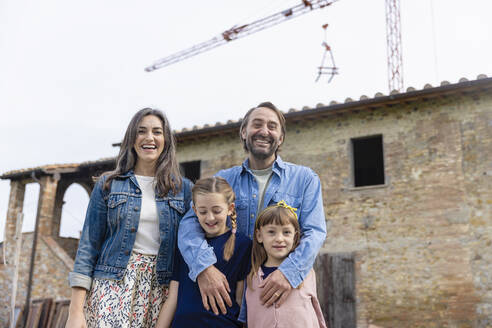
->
[351,135,384,187]
[180,161,201,183]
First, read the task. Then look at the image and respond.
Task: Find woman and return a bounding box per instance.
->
[66,108,193,328]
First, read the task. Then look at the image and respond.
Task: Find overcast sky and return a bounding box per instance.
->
[1,0,491,241]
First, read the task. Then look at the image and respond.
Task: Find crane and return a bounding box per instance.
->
[144,0,340,72]
[385,0,403,91]
[145,0,404,92]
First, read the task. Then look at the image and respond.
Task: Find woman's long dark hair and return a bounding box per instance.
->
[102,108,182,196]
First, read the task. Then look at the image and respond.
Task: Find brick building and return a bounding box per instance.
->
[1,75,491,327]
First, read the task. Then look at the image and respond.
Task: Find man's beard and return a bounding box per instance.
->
[245,134,279,160]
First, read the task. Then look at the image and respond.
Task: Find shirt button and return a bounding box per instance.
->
[253,194,256,198]
[136,189,140,193]
[131,228,136,233]
[134,206,139,211]
[251,214,254,218]
[125,250,130,256]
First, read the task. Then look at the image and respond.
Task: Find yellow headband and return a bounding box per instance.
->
[276,200,298,220]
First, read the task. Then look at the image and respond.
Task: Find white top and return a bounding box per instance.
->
[133,175,160,255]
[251,166,273,214]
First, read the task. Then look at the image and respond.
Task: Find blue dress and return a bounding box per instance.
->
[261,264,277,279]
[172,230,252,327]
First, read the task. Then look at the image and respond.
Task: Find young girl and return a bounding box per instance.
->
[157,177,252,328]
[246,201,327,328]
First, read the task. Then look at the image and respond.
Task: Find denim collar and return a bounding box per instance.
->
[117,170,134,178]
[241,156,285,177]
[115,170,141,189]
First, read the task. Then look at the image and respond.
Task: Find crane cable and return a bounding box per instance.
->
[315,23,338,83]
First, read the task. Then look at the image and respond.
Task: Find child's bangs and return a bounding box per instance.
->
[257,207,296,228]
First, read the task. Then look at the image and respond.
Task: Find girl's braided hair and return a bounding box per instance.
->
[192,177,237,261]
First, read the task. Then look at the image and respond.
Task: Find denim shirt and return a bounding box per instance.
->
[178,157,326,288]
[69,171,193,290]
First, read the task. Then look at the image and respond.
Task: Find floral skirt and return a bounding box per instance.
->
[85,253,169,328]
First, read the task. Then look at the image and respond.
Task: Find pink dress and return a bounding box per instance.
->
[246,268,327,328]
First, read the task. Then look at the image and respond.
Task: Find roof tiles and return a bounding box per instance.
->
[2,74,491,180]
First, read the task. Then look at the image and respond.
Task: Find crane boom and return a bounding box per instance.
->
[145,0,339,72]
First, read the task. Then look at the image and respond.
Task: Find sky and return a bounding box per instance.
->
[1,0,491,241]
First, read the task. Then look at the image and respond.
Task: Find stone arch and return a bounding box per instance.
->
[52,179,92,240]
[51,178,93,259]
[59,183,90,239]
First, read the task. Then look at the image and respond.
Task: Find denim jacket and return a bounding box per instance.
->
[178,157,326,288]
[69,171,193,290]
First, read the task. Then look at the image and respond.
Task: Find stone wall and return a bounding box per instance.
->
[0,233,73,327]
[462,96,492,327]
[176,91,491,327]
[55,236,80,260]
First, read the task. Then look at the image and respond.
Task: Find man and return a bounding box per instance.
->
[178,102,326,316]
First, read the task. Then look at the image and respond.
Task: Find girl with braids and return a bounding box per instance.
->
[67,108,193,328]
[156,177,252,328]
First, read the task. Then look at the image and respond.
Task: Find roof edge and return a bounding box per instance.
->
[173,75,492,141]
[3,75,491,180]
